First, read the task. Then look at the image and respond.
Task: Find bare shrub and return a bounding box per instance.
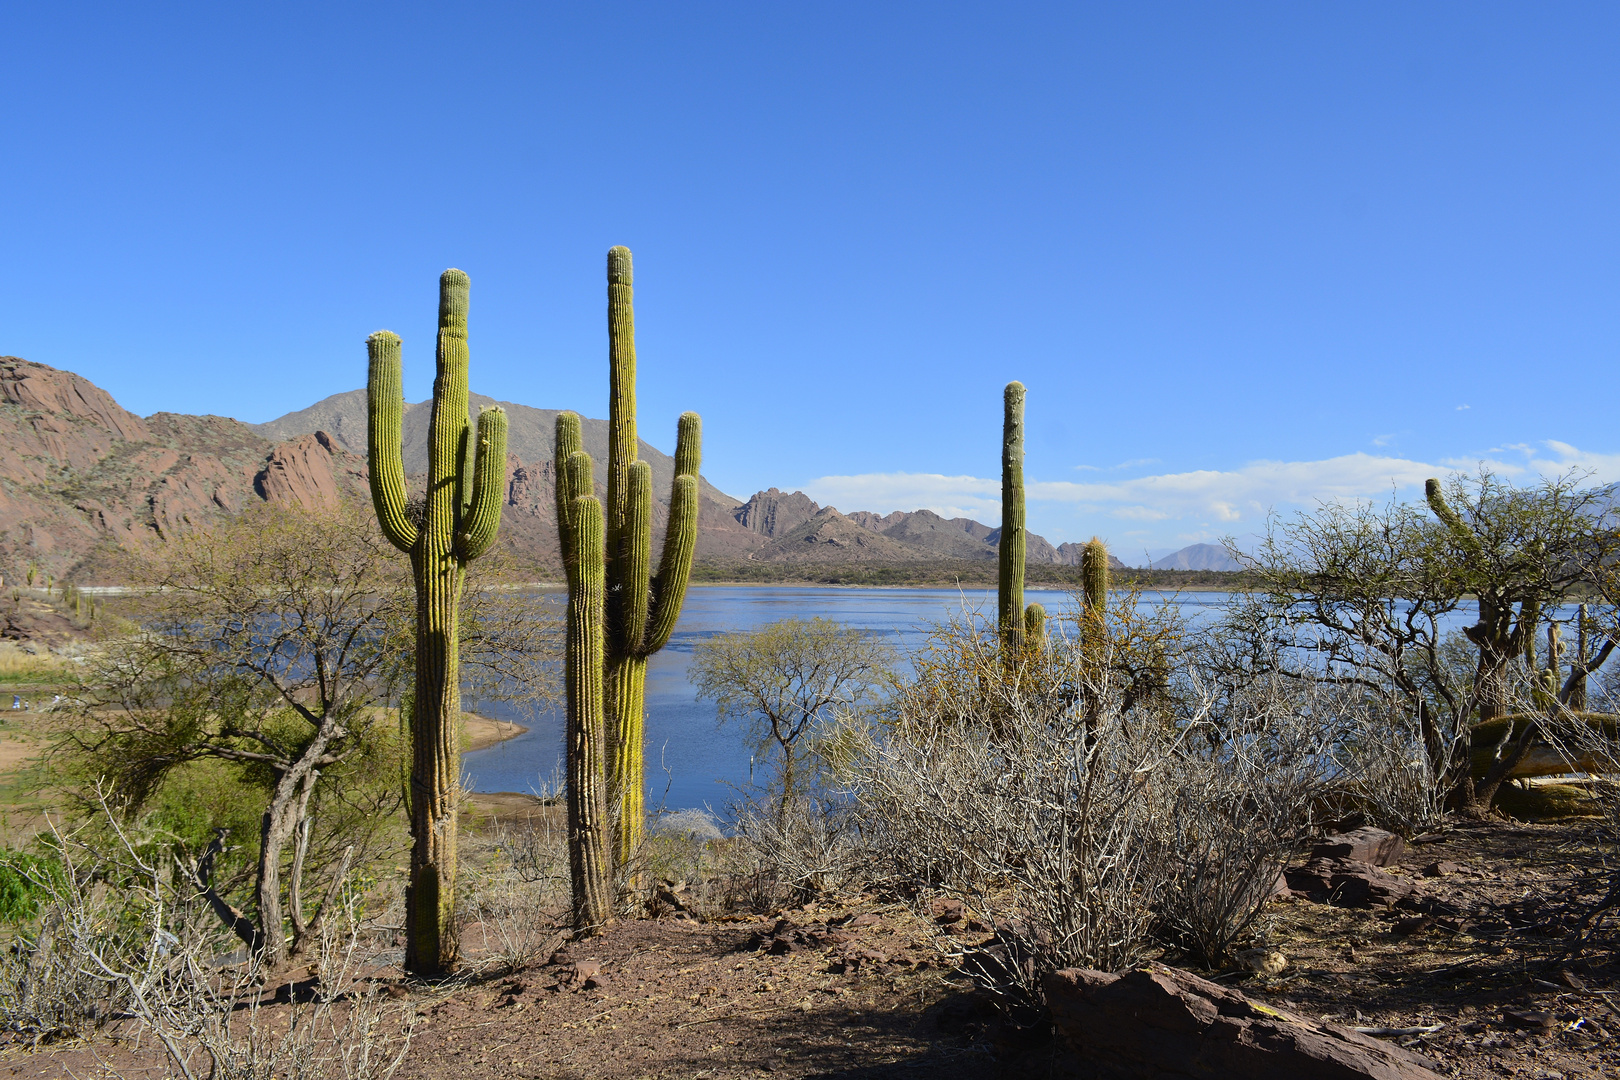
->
[847,609,1185,1002]
[457,815,568,974]
[730,795,863,904]
[4,798,413,1079]
[1154,670,1345,967]
[849,602,1344,1000]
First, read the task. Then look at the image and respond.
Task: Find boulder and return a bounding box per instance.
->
[1043,964,1440,1079]
[1311,827,1405,867]
[1284,857,1421,908]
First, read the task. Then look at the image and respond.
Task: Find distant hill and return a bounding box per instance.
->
[0,358,373,583]
[727,488,1127,569]
[0,358,1135,584]
[1149,543,1242,572]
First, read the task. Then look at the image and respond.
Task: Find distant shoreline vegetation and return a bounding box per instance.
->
[688,561,1254,590]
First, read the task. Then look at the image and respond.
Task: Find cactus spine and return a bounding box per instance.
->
[366,269,508,976]
[998,382,1027,656]
[601,246,702,868]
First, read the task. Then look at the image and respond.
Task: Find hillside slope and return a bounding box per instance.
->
[2,359,1135,583]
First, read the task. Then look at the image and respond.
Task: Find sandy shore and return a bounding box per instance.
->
[462,713,529,753]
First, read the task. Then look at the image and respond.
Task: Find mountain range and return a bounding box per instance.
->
[1,357,1223,583]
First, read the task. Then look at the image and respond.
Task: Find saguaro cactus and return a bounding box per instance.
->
[1081,537,1109,627]
[996,381,1049,657]
[602,246,702,867]
[366,269,508,976]
[998,382,1027,655]
[555,412,612,929]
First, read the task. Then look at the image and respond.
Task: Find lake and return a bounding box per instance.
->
[462,585,1240,814]
[463,586,1592,815]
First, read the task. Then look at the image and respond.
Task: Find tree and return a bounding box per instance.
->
[1235,494,1473,808]
[1423,471,1620,812]
[1425,471,1617,720]
[54,502,557,968]
[1235,470,1620,817]
[691,618,896,819]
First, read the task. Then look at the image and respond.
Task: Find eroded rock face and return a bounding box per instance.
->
[0,357,150,443]
[734,488,820,537]
[0,359,373,582]
[253,431,348,511]
[1043,964,1440,1079]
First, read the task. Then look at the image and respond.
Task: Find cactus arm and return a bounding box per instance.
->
[620,461,653,652]
[673,410,701,481]
[455,405,508,561]
[998,381,1026,654]
[555,413,585,568]
[1082,537,1110,613]
[646,474,699,652]
[1425,478,1484,557]
[605,246,637,590]
[644,412,701,654]
[555,411,584,470]
[563,493,612,929]
[1081,537,1110,658]
[365,331,418,553]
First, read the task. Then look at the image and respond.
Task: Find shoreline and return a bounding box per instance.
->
[462,713,530,753]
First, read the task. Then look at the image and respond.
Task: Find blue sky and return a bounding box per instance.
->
[5,3,1619,557]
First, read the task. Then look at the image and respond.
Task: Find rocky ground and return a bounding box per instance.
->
[3,814,1617,1079]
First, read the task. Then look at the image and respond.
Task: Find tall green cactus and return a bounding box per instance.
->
[602,246,702,868]
[997,381,1046,657]
[555,412,612,929]
[1081,537,1109,621]
[366,269,508,976]
[998,382,1027,655]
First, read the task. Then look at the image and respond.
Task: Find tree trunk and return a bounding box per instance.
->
[254,804,298,968]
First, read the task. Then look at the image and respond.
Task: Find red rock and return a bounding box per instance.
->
[1311,827,1406,867]
[1285,858,1421,908]
[1044,964,1441,1079]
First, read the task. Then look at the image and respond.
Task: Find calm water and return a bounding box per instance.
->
[462,585,1239,813]
[463,586,1591,813]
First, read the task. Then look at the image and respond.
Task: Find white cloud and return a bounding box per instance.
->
[800,441,1619,547]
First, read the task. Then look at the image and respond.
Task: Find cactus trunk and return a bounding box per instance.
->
[1081,537,1109,632]
[998,382,1026,658]
[366,269,507,976]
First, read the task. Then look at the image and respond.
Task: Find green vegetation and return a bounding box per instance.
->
[366,269,509,976]
[555,412,612,929]
[600,246,702,869]
[692,617,896,818]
